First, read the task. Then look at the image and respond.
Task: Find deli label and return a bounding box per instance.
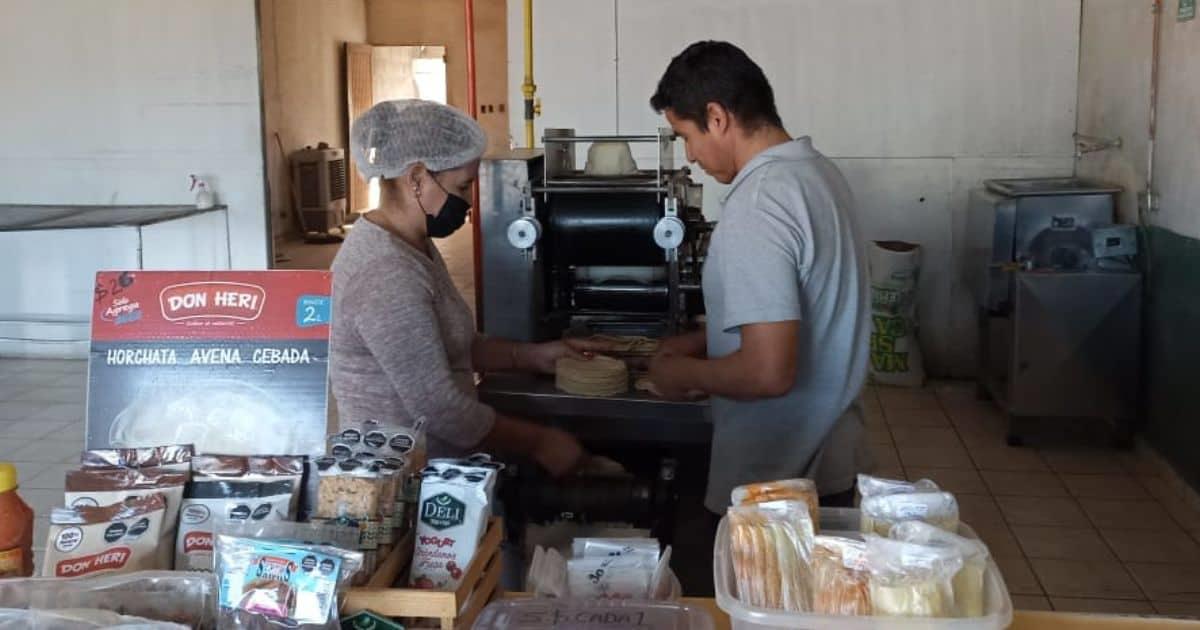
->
[420,493,466,531]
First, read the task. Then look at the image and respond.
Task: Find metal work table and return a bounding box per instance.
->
[0,204,225,231]
[478,373,711,444]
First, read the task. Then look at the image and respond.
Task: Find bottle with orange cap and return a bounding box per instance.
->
[0,462,34,577]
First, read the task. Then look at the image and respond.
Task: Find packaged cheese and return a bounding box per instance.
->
[889,520,990,617]
[43,495,167,578]
[409,464,492,590]
[865,534,963,618]
[731,479,820,532]
[64,466,187,570]
[860,491,959,536]
[726,500,815,613]
[811,536,871,616]
[566,555,654,599]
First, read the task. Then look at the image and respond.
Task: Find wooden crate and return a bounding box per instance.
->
[343,517,504,630]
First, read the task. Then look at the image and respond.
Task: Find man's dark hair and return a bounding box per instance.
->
[650,41,783,132]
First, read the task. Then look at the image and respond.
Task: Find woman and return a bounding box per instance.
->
[331,100,603,476]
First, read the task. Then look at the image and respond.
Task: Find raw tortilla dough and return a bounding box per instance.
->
[555,355,629,396]
[584,142,638,176]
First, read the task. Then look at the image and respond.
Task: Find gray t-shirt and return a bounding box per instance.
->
[703,137,870,511]
[330,219,495,458]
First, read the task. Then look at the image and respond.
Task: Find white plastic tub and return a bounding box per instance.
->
[714,507,1013,629]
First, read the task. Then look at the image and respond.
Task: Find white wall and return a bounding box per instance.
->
[508,0,1080,376]
[1075,0,1153,224]
[1151,2,1200,237]
[0,0,268,269]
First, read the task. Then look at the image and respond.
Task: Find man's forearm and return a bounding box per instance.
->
[673,351,791,400]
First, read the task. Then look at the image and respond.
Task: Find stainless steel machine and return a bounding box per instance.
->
[966,177,1141,445]
[477,129,711,438]
[476,131,715,593]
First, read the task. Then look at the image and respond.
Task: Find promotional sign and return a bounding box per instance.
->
[87,271,333,456]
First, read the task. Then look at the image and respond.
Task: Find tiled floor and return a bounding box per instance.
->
[864,381,1200,618]
[4,359,1200,618]
[0,358,89,572]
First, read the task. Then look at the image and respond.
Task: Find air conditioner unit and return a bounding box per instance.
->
[291,143,347,238]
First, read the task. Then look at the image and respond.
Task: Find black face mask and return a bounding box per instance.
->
[423,176,470,239]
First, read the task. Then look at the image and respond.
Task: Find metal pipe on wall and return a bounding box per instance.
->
[522,0,536,147]
[465,0,484,325]
[1144,0,1162,220]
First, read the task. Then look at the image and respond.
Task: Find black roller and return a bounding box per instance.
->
[573,282,668,312]
[547,193,663,266]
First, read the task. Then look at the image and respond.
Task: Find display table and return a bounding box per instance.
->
[673,597,1200,630]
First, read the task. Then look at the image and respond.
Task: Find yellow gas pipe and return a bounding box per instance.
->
[522,0,537,148]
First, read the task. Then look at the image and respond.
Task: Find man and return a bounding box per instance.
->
[646,41,871,513]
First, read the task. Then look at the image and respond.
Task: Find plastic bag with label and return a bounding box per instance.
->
[727,500,815,612]
[865,534,963,618]
[811,536,872,616]
[860,491,958,536]
[889,520,990,617]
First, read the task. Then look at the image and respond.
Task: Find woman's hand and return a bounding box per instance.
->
[521,338,617,375]
[532,427,587,477]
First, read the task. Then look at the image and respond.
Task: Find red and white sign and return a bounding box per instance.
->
[56,547,131,577]
[159,282,267,322]
[183,532,212,554]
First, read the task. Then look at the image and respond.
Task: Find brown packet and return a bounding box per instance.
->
[80,444,195,475]
[43,494,167,579]
[64,466,188,570]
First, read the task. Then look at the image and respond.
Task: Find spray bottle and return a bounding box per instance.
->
[189,174,214,210]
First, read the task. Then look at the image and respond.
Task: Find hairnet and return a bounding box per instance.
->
[350,99,487,180]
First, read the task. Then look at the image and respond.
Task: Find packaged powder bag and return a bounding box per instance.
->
[176,455,304,571]
[865,534,963,618]
[867,240,926,387]
[409,464,493,590]
[215,535,362,629]
[890,520,990,617]
[43,495,167,579]
[80,444,194,475]
[64,466,188,570]
[860,491,959,537]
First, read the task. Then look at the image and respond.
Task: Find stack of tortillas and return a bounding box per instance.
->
[555,355,629,396]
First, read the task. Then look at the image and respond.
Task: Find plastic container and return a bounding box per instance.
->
[714,507,1013,629]
[472,598,715,630]
[0,571,218,629]
[0,462,33,578]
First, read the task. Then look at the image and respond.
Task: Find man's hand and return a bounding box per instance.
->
[522,338,617,374]
[532,427,587,477]
[657,330,707,358]
[647,353,706,401]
